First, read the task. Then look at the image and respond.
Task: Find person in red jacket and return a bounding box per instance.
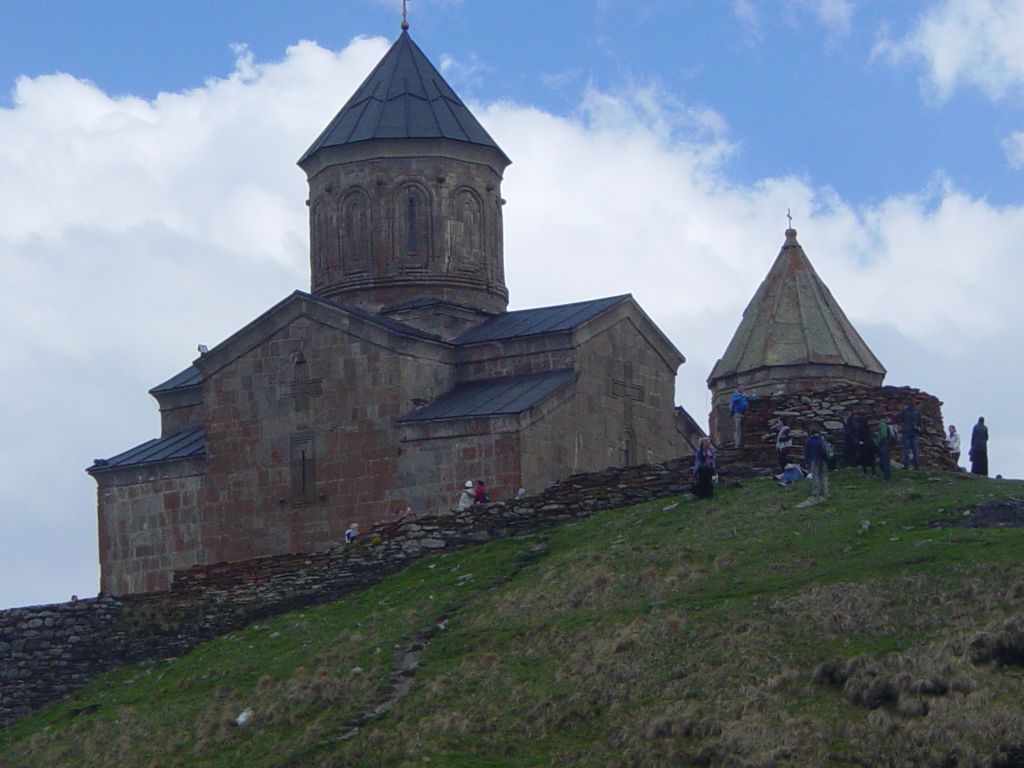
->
[474,480,490,504]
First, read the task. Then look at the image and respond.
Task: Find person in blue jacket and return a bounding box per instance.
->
[804,427,830,499]
[730,389,749,448]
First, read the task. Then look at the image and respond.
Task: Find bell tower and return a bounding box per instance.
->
[298,27,511,333]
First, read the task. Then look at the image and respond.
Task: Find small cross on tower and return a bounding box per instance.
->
[401,0,409,30]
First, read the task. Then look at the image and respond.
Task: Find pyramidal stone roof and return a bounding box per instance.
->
[708,229,885,384]
[299,30,507,164]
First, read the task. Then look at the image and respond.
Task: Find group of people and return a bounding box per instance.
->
[936,418,988,476]
[457,479,492,510]
[719,388,995,502]
[837,408,909,482]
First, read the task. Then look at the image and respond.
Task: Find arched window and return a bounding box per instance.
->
[451,188,483,272]
[339,188,371,273]
[310,200,327,274]
[397,184,430,269]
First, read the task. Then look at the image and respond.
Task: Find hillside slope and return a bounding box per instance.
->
[3,470,1024,767]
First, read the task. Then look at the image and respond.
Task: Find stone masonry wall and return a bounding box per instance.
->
[1,457,693,726]
[95,459,206,595]
[734,384,955,471]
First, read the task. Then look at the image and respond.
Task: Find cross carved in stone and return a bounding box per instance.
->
[281,357,323,413]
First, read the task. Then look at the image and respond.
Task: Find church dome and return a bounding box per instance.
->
[298,29,511,317]
[708,228,885,395]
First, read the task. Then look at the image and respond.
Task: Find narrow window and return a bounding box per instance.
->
[290,436,316,505]
[397,185,430,268]
[340,189,371,273]
[406,194,418,254]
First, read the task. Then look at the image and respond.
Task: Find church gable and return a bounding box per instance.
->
[195,297,457,564]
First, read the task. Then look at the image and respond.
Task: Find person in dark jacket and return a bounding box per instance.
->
[692,437,716,499]
[857,417,877,475]
[876,416,893,482]
[804,428,830,499]
[970,417,989,476]
[899,402,922,470]
[842,412,860,468]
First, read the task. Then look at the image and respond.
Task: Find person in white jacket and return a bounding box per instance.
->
[947,424,961,466]
[456,480,475,511]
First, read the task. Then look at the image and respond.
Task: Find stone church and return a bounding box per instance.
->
[88,27,699,596]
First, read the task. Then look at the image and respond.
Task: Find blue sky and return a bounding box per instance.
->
[1,0,1022,608]
[3,1,1021,204]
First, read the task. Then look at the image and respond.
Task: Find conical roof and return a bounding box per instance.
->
[708,229,885,384]
[299,30,508,165]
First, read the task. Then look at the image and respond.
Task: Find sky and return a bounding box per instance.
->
[1,0,1022,609]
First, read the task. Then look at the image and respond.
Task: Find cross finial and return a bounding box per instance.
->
[401,0,409,30]
[786,208,793,229]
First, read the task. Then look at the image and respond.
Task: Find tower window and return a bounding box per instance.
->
[340,188,371,273]
[407,194,418,254]
[397,184,430,268]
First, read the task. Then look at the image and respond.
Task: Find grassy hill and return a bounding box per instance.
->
[3,470,1024,767]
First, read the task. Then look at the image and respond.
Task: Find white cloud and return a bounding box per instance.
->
[875,0,1024,101]
[790,0,855,36]
[439,51,490,91]
[1004,130,1024,168]
[733,0,761,34]
[2,34,1023,609]
[734,0,853,39]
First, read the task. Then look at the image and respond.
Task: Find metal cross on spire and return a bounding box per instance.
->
[786,208,793,230]
[401,0,409,30]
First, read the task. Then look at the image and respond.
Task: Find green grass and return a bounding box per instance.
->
[3,469,1024,767]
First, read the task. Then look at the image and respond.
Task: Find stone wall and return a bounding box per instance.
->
[95,461,206,595]
[1,458,693,726]
[734,383,955,471]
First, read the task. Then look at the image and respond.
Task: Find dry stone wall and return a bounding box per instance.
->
[1,458,694,725]
[735,384,955,471]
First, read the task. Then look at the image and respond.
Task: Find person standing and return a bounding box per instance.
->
[692,437,716,499]
[842,412,860,468]
[730,389,749,449]
[899,402,922,470]
[876,416,893,482]
[947,425,961,467]
[804,427,830,499]
[970,417,989,476]
[776,420,793,472]
[857,417,877,476]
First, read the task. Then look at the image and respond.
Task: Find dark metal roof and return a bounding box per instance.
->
[300,31,507,164]
[400,370,576,422]
[310,292,442,341]
[709,229,886,383]
[88,427,206,473]
[150,365,201,394]
[455,295,630,345]
[379,296,493,316]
